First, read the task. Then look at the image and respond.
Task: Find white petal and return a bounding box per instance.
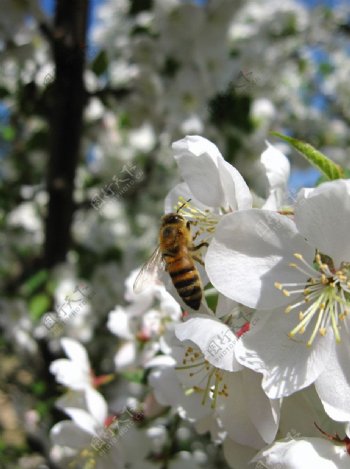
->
[235,309,333,398]
[206,210,314,309]
[49,359,91,390]
[215,294,240,319]
[223,438,258,469]
[243,369,280,444]
[216,372,267,448]
[56,391,86,411]
[172,135,226,207]
[261,141,290,191]
[114,341,137,370]
[148,367,182,407]
[149,367,211,421]
[107,307,133,339]
[61,337,90,367]
[85,388,108,425]
[295,179,350,267]
[145,354,176,368]
[117,427,151,463]
[253,438,349,469]
[278,387,328,438]
[217,158,252,210]
[50,420,92,448]
[315,338,350,422]
[175,315,242,371]
[164,182,211,214]
[63,408,98,435]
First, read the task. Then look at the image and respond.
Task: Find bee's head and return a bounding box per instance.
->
[161,213,185,225]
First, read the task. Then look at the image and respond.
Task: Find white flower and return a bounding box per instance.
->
[164,136,253,294]
[253,426,350,469]
[260,141,290,210]
[206,180,350,420]
[171,135,252,211]
[108,269,182,369]
[51,388,150,469]
[50,338,93,390]
[149,314,280,448]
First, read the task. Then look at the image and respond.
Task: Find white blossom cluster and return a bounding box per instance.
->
[49,135,350,468]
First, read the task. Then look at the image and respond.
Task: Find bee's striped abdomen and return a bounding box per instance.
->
[167,260,202,310]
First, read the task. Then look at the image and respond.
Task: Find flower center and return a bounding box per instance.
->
[175,196,220,235]
[275,252,350,347]
[176,346,229,409]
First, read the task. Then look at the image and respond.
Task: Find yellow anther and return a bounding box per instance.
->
[294,253,304,260]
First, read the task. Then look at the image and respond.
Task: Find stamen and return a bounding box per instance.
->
[176,344,229,409]
[277,252,350,346]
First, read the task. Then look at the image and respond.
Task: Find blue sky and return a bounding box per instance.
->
[40,0,104,30]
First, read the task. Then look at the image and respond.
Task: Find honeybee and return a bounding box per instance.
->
[134,202,208,310]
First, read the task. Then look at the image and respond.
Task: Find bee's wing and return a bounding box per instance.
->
[133,246,165,293]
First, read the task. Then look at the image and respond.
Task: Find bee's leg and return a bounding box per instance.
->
[192,255,204,266]
[192,230,201,242]
[190,242,209,251]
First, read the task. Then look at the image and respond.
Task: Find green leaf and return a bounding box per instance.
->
[0,125,15,141]
[343,168,350,179]
[121,369,144,384]
[271,132,344,180]
[31,380,47,396]
[91,50,108,76]
[204,286,218,311]
[29,293,50,320]
[21,269,48,296]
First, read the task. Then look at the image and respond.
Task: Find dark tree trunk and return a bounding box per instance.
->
[44,0,89,267]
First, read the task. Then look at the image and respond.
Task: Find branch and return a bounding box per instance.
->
[86,86,132,101]
[44,0,90,268]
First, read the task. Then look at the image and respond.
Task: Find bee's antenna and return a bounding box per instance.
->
[177,198,191,213]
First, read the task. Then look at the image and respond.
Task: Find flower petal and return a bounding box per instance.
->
[216,372,267,448]
[206,210,314,309]
[164,181,211,214]
[253,438,349,469]
[175,315,242,371]
[85,388,108,425]
[61,337,90,367]
[261,141,290,192]
[235,309,333,398]
[172,135,226,208]
[243,369,280,444]
[49,359,91,390]
[63,408,97,435]
[315,338,350,422]
[295,179,350,267]
[107,307,133,340]
[149,366,211,421]
[50,420,92,448]
[217,159,252,210]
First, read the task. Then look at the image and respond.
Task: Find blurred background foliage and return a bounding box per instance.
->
[0,0,350,467]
